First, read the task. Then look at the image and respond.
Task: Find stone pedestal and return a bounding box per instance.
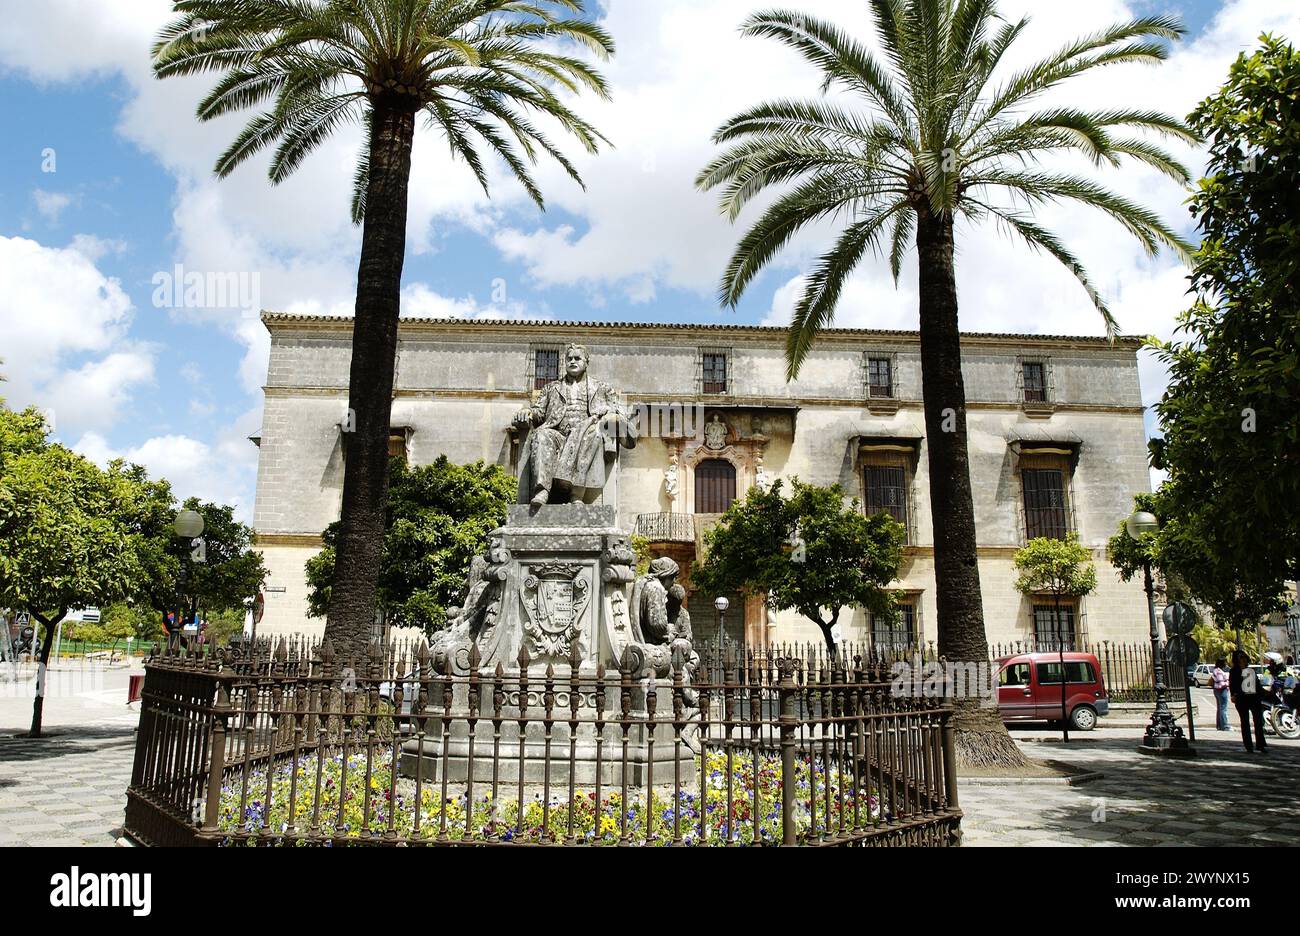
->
[399,679,696,787]
[401,503,695,786]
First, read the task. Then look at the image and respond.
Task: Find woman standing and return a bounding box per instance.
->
[1211,658,1231,731]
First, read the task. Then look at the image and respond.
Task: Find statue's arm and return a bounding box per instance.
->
[514,385,549,428]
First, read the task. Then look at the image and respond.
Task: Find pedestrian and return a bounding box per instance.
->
[1211,657,1231,731]
[1228,649,1267,754]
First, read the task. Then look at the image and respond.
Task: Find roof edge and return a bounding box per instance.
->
[258,310,1144,348]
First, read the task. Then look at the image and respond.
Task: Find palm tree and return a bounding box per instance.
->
[697,0,1195,765]
[154,0,613,657]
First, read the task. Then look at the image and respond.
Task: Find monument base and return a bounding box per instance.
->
[398,680,699,787]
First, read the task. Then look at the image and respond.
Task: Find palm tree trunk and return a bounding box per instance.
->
[323,101,416,661]
[915,207,1026,768]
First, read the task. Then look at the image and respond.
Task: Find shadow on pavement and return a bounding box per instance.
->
[0,725,136,763]
[1001,732,1299,845]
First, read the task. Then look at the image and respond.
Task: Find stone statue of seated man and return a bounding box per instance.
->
[512,343,634,506]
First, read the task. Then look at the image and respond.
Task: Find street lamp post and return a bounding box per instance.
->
[172,509,205,652]
[713,595,729,680]
[1125,509,1192,756]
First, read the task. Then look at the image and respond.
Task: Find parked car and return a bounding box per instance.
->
[1190,663,1215,688]
[996,651,1109,731]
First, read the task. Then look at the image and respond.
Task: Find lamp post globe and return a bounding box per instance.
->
[173,509,205,539]
[713,596,729,613]
[1125,510,1158,541]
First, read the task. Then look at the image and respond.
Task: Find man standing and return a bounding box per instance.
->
[1229,650,1267,754]
[513,344,623,506]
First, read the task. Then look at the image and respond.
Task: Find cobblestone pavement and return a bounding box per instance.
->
[2,662,1296,847]
[0,663,139,847]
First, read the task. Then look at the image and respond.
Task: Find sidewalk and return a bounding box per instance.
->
[0,663,139,847]
[959,722,1300,846]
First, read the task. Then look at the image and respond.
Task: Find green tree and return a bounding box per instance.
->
[101,602,165,650]
[0,406,145,735]
[696,0,1193,764]
[1192,622,1265,668]
[1146,35,1300,618]
[305,456,514,638]
[1108,493,1284,630]
[154,0,614,658]
[1013,532,1097,739]
[693,479,904,659]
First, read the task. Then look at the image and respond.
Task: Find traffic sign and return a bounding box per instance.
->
[1164,634,1200,671]
[1162,601,1197,636]
[252,592,265,625]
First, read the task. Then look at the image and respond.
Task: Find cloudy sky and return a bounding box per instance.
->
[0,0,1295,520]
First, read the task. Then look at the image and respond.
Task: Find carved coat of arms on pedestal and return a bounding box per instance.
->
[520,562,591,660]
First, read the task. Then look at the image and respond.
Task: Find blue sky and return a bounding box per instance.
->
[0,0,1292,520]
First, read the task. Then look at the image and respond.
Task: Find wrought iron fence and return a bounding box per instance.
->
[634,512,696,544]
[124,638,960,847]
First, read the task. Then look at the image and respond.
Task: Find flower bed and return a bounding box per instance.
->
[217,749,882,845]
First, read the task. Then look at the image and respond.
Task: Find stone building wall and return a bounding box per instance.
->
[250,314,1153,649]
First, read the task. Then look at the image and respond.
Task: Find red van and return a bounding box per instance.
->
[996,652,1109,731]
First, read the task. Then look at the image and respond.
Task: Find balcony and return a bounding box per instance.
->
[635,512,696,544]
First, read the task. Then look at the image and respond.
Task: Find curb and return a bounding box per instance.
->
[960,769,1103,787]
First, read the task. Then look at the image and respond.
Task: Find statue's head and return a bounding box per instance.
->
[564,343,589,379]
[648,556,679,584]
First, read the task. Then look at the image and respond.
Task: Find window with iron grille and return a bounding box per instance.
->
[702,352,728,394]
[867,357,893,398]
[865,464,908,528]
[1022,467,1068,540]
[1033,604,1076,649]
[871,602,916,651]
[534,348,560,389]
[1022,361,1047,402]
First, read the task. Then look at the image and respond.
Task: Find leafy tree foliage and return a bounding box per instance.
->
[1145,36,1299,621]
[0,406,143,734]
[692,479,904,657]
[1013,533,1097,606]
[0,402,264,733]
[305,456,515,637]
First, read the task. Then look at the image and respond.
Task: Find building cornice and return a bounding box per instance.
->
[260,385,1146,416]
[259,310,1144,353]
[254,532,326,548]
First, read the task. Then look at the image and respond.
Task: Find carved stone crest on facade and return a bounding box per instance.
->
[703,414,728,450]
[520,562,591,659]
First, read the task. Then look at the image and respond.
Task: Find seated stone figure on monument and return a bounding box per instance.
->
[626,557,698,689]
[512,343,634,506]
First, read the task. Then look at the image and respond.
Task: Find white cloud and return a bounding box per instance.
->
[0,234,154,436]
[73,406,262,523]
[400,282,547,321]
[32,189,74,223]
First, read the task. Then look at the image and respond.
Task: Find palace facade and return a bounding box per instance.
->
[250,312,1154,649]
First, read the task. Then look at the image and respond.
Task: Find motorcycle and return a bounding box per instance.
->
[1262,673,1300,740]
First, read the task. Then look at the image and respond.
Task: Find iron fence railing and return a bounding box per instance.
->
[124,638,960,847]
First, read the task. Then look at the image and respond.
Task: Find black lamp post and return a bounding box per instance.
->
[1125,509,1192,756]
[172,509,204,651]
